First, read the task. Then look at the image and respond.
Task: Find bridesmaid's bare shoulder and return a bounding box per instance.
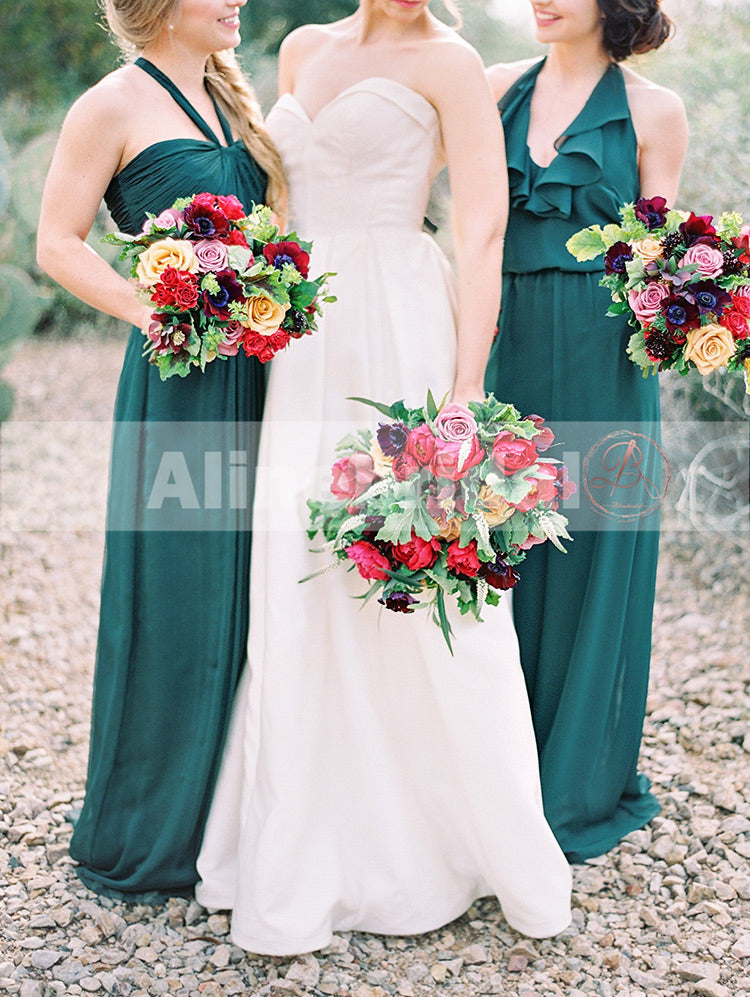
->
[619,66,688,161]
[486,58,541,103]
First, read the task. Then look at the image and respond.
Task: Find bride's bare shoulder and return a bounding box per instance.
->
[485,58,540,102]
[279,19,352,58]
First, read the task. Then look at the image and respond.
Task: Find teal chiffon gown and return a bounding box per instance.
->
[485,60,661,862]
[68,58,267,898]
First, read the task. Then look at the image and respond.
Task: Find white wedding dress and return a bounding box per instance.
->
[195,78,572,954]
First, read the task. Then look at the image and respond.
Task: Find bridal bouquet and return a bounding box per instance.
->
[105,194,334,379]
[306,393,574,651]
[566,196,750,388]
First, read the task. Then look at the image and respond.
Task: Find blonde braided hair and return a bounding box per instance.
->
[102,0,286,212]
[205,51,285,214]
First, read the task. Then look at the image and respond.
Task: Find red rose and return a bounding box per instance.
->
[215,194,246,220]
[241,328,291,362]
[226,229,249,247]
[173,278,199,309]
[159,266,183,288]
[151,282,176,308]
[330,452,378,500]
[346,540,391,580]
[430,437,485,481]
[720,309,750,339]
[491,431,538,475]
[404,424,437,466]
[391,531,441,571]
[731,294,750,318]
[445,539,481,578]
[732,225,750,263]
[392,450,420,481]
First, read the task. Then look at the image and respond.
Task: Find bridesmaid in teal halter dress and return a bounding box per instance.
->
[485,0,688,862]
[37,0,284,897]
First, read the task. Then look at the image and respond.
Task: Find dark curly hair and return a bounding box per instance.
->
[597,0,673,61]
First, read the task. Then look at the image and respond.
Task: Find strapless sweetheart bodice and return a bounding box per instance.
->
[266,77,443,236]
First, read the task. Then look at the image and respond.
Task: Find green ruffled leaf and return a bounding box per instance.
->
[625,331,655,374]
[565,226,608,262]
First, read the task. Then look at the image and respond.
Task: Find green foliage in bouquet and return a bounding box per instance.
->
[306,392,573,652]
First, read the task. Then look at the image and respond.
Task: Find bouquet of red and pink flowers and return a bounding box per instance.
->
[306,393,574,651]
[105,194,334,379]
[566,197,750,389]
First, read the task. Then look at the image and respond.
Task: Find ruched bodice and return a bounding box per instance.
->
[500,59,638,274]
[104,58,266,234]
[267,78,443,236]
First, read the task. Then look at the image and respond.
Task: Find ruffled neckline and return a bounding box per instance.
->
[500,59,632,220]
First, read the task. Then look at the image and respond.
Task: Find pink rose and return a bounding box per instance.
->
[628,281,670,326]
[346,540,391,581]
[491,431,538,475]
[515,465,557,512]
[142,208,182,234]
[445,540,481,578]
[216,319,247,357]
[555,464,577,503]
[518,533,547,551]
[430,436,485,481]
[525,414,555,452]
[434,403,478,442]
[331,452,378,500]
[404,424,437,466]
[679,244,725,279]
[391,532,442,571]
[193,239,229,272]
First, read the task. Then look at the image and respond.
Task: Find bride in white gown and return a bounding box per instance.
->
[195,0,572,954]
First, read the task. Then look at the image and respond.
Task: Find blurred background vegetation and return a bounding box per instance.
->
[0,0,748,424]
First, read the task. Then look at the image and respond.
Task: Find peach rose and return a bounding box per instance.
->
[683,322,737,375]
[477,485,514,526]
[136,239,197,286]
[436,516,462,542]
[632,237,664,267]
[369,438,394,477]
[243,293,289,335]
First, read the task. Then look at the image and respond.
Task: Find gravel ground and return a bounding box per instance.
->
[1,335,748,997]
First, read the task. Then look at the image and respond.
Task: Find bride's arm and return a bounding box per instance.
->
[36,82,153,329]
[428,42,508,407]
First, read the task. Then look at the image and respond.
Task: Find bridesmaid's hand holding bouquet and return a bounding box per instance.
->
[567,196,750,390]
[105,194,334,380]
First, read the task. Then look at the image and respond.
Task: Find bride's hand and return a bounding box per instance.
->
[450,382,486,408]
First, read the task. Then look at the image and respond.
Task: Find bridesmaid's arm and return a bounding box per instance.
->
[36,83,153,329]
[486,59,538,104]
[429,45,508,406]
[625,73,689,206]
